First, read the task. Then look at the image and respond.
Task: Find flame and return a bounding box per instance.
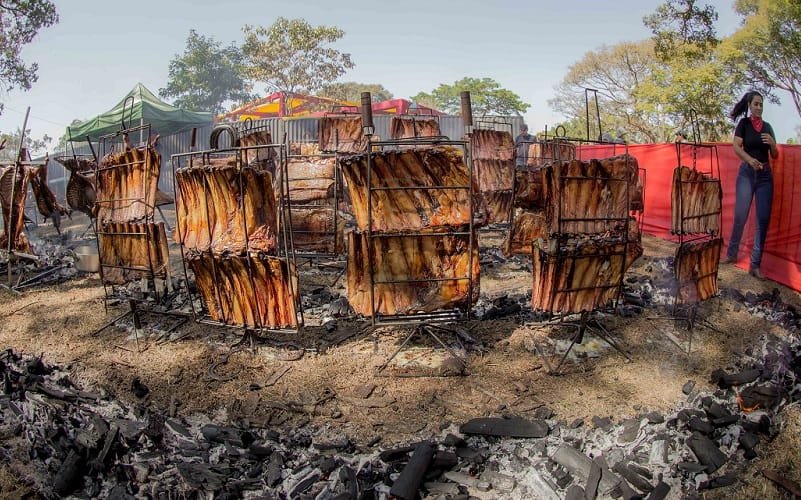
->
[736,392,762,413]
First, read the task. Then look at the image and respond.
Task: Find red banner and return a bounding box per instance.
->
[578,143,801,292]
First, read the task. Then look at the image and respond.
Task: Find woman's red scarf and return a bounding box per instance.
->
[750,115,764,133]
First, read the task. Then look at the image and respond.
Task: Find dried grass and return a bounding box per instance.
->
[721,405,801,500]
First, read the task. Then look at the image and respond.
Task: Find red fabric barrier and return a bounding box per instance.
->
[577,143,801,292]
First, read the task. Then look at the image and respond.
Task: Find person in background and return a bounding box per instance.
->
[514,124,535,167]
[674,130,687,143]
[724,90,779,279]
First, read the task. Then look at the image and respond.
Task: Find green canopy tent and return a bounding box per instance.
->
[66,83,213,142]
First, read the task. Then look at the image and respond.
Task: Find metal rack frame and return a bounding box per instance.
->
[170,136,303,336]
[93,122,167,304]
[91,116,188,343]
[389,112,443,140]
[470,118,516,233]
[1,107,36,294]
[650,110,724,360]
[362,136,477,328]
[284,139,343,262]
[530,136,637,374]
[320,110,365,154]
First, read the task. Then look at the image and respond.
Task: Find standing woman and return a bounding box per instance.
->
[724,91,779,278]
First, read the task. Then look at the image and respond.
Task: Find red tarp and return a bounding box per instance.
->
[578,143,801,292]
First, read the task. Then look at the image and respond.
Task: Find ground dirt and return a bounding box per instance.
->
[1,214,800,497]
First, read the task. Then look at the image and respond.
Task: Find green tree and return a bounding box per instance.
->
[0,0,58,115]
[640,0,736,140]
[644,0,719,60]
[242,18,354,95]
[0,128,51,162]
[411,77,529,116]
[317,82,393,103]
[549,40,668,143]
[160,30,253,114]
[723,0,801,118]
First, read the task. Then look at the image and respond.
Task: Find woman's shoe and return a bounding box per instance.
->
[723,256,737,264]
[749,267,765,279]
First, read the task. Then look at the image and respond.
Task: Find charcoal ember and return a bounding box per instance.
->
[265,451,284,487]
[677,409,705,422]
[698,473,737,490]
[742,412,772,435]
[738,384,782,411]
[430,450,458,470]
[739,432,760,451]
[115,419,146,442]
[248,442,273,458]
[26,356,51,376]
[130,378,149,399]
[688,432,727,473]
[460,417,548,438]
[705,402,732,420]
[442,433,466,447]
[107,484,135,500]
[712,415,739,427]
[618,418,641,443]
[591,416,613,431]
[645,412,665,424]
[390,442,434,500]
[246,462,263,479]
[313,436,351,451]
[200,424,246,447]
[715,369,761,388]
[53,449,83,496]
[379,443,420,462]
[648,481,671,500]
[612,462,653,493]
[677,461,707,474]
[455,446,485,464]
[289,470,321,498]
[176,462,225,491]
[687,417,714,435]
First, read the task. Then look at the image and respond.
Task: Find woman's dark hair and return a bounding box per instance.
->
[730,90,763,121]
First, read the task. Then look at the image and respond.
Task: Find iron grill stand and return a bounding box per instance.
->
[529,137,636,375]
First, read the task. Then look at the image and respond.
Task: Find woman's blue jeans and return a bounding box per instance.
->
[726,161,773,269]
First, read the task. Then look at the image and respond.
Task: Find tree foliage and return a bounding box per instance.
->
[160,30,253,114]
[0,128,51,162]
[411,77,529,116]
[643,0,719,60]
[316,82,392,103]
[640,0,735,140]
[549,41,669,143]
[0,0,58,114]
[724,0,801,117]
[242,18,354,95]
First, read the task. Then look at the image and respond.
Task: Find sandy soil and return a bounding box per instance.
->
[2,216,796,452]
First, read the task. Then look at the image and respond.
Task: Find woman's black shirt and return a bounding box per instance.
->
[735,118,775,165]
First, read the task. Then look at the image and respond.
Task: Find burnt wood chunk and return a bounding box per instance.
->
[585,458,602,500]
[460,417,549,438]
[389,443,434,500]
[612,462,654,493]
[53,449,83,496]
[717,368,761,388]
[646,481,671,500]
[688,432,727,473]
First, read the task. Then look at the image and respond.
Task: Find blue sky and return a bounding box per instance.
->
[1,0,798,147]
